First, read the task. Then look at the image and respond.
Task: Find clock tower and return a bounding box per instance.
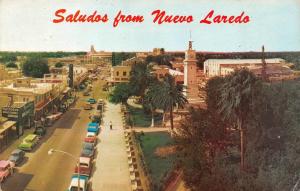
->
[184,41,198,100]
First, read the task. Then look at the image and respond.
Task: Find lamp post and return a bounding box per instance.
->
[48,149,80,191]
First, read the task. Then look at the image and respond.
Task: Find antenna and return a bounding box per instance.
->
[189,30,192,41]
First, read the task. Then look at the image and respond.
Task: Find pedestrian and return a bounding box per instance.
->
[109,121,112,130]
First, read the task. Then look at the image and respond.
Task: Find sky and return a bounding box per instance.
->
[0,0,300,52]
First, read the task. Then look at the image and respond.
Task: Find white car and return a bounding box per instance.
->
[68,175,89,191]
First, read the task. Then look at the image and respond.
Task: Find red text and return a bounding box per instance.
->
[200,10,250,24]
[151,10,193,24]
[113,10,144,27]
[53,9,108,23]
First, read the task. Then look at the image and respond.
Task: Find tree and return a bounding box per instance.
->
[109,83,131,104]
[174,107,233,191]
[0,54,17,63]
[55,62,64,68]
[22,57,50,78]
[129,62,154,99]
[6,62,18,68]
[144,79,163,127]
[217,69,261,170]
[158,74,187,130]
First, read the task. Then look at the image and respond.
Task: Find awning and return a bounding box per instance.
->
[0,121,16,134]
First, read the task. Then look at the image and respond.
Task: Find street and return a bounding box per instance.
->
[0,80,105,191]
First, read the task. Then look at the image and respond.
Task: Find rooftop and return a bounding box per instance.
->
[204,58,285,65]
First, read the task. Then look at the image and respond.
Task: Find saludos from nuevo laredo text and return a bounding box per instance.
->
[52,9,250,27]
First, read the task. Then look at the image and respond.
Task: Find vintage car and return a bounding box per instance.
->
[34,125,46,136]
[81,143,95,159]
[8,149,25,166]
[74,157,93,177]
[84,132,97,145]
[84,103,93,110]
[86,98,96,104]
[87,122,100,134]
[90,111,101,123]
[0,160,13,182]
[83,91,90,96]
[67,174,89,191]
[18,134,39,151]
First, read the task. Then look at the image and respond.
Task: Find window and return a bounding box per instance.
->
[123,71,127,76]
[116,71,119,76]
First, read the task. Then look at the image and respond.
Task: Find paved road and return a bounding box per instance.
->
[91,102,132,191]
[0,80,105,191]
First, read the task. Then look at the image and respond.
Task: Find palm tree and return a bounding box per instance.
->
[158,74,188,130]
[129,62,154,100]
[218,68,260,170]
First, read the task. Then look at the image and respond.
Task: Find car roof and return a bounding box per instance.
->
[70,178,86,188]
[79,157,90,164]
[81,149,92,154]
[0,160,10,168]
[12,149,23,154]
[25,134,37,140]
[86,132,96,136]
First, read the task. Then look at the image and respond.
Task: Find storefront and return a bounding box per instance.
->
[2,101,34,136]
[0,120,17,152]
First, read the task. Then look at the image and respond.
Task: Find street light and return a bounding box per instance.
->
[48,149,81,191]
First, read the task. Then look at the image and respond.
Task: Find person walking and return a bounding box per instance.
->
[109,121,112,130]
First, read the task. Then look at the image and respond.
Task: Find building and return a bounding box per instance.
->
[110,65,131,84]
[0,77,63,119]
[152,65,184,83]
[0,118,17,152]
[184,41,199,102]
[203,58,288,77]
[86,45,112,65]
[0,65,22,82]
[203,57,297,81]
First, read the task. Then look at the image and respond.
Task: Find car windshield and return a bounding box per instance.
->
[70,187,83,191]
[80,163,89,167]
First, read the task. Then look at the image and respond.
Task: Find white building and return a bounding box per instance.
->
[203,58,286,77]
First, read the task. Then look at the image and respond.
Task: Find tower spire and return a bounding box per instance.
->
[261,45,268,81]
[188,30,193,50]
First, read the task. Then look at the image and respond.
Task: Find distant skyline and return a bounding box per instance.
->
[0,0,300,52]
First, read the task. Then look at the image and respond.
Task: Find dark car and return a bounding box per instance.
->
[80,148,95,159]
[81,143,95,159]
[9,149,25,165]
[34,126,46,136]
[83,142,95,150]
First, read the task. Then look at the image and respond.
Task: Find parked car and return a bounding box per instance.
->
[83,91,90,96]
[74,157,93,177]
[84,103,93,110]
[87,122,100,134]
[18,134,39,151]
[81,143,95,159]
[87,98,96,104]
[0,160,13,182]
[84,132,97,145]
[8,149,25,166]
[67,174,89,191]
[83,142,95,150]
[90,111,101,123]
[34,125,46,136]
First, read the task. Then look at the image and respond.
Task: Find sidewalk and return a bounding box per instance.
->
[91,102,131,191]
